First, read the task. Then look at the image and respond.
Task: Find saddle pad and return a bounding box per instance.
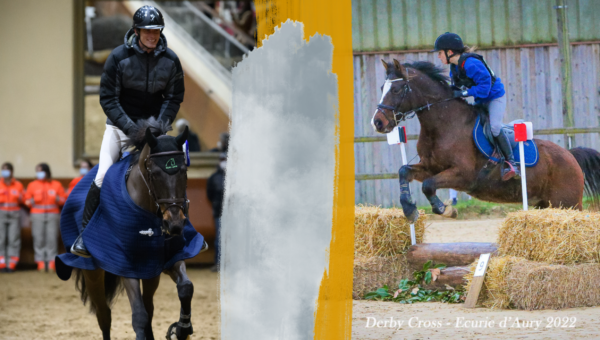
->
[56,155,204,280]
[473,115,539,167]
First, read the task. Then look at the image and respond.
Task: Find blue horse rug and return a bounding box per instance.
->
[56,155,204,280]
[473,115,539,167]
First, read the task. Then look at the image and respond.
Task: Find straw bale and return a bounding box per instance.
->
[498,209,600,265]
[465,255,600,310]
[353,255,407,299]
[505,261,600,310]
[355,205,427,257]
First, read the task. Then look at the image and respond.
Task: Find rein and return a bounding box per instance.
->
[376,77,456,124]
[138,150,189,218]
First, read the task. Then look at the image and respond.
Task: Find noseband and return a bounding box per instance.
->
[376,77,456,124]
[138,150,189,217]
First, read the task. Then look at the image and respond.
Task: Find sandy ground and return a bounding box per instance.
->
[352,218,600,339]
[0,267,219,340]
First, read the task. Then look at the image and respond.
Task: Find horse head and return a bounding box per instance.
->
[139,126,189,236]
[371,59,452,134]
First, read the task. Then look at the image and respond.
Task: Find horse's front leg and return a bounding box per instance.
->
[123,278,149,340]
[398,164,432,222]
[141,275,161,340]
[164,260,194,340]
[422,168,467,218]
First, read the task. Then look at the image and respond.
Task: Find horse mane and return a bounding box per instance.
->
[404,60,486,121]
[403,61,450,87]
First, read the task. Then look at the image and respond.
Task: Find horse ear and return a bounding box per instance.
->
[393,59,407,77]
[145,127,158,149]
[381,59,389,72]
[175,125,188,148]
[139,143,151,167]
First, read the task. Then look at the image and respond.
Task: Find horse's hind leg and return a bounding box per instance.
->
[124,278,149,340]
[164,260,194,340]
[141,275,161,340]
[83,269,112,340]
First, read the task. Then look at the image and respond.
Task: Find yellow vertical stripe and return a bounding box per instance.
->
[255,1,354,339]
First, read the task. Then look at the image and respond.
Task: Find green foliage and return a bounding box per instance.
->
[364,261,465,304]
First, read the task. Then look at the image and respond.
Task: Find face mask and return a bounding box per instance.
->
[219,161,227,170]
[80,168,89,176]
[36,171,46,180]
[1,170,10,178]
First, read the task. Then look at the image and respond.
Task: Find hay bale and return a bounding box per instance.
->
[355,205,426,257]
[498,209,600,264]
[505,261,600,310]
[464,256,527,309]
[353,255,406,299]
[465,255,600,310]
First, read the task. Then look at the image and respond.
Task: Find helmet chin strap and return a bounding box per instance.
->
[444,50,459,64]
[135,29,156,52]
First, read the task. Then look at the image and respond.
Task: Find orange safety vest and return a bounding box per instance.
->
[67,176,84,197]
[24,180,66,214]
[0,178,24,212]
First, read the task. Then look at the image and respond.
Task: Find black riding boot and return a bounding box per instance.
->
[495,133,521,181]
[71,182,101,258]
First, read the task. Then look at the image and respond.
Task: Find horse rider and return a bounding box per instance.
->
[432,32,519,181]
[71,5,185,257]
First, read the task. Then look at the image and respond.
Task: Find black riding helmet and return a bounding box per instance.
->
[132,5,165,31]
[431,32,464,63]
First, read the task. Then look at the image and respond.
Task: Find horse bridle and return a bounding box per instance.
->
[138,150,189,217]
[376,77,456,125]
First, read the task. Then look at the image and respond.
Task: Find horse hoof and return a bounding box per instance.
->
[442,201,458,219]
[166,322,193,340]
[406,208,419,223]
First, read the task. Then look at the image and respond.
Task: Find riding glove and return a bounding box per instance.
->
[453,90,469,98]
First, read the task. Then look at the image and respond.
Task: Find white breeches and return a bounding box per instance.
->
[94,125,130,187]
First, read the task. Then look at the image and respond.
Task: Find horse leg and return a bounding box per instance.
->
[164,260,194,340]
[141,276,161,340]
[398,164,432,222]
[422,169,468,218]
[124,278,149,340]
[82,269,112,340]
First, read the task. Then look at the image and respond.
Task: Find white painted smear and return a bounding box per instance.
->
[220,20,337,340]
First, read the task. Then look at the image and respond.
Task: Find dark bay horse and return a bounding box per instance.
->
[371,59,600,222]
[73,121,201,340]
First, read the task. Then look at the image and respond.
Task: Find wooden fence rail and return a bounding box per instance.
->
[354,127,600,144]
[355,127,600,180]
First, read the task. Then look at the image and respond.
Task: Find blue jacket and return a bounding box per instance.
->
[450,57,505,103]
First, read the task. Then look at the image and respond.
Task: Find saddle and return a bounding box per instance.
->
[473,109,539,167]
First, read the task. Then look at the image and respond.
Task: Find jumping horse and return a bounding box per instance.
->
[59,119,204,340]
[371,59,600,221]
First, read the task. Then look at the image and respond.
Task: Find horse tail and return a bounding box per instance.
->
[74,269,124,314]
[569,147,600,208]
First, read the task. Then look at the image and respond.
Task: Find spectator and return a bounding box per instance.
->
[67,159,94,196]
[207,153,227,272]
[449,189,472,206]
[24,163,66,272]
[232,1,256,49]
[175,119,201,152]
[210,132,229,153]
[0,162,24,273]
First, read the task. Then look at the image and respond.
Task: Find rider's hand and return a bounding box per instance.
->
[453,90,469,98]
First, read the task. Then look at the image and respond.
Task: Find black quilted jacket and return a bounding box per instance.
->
[99,28,185,134]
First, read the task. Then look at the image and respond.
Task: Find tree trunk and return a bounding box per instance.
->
[406,242,497,273]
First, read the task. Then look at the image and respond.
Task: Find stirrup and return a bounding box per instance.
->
[502,161,520,181]
[70,235,91,258]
